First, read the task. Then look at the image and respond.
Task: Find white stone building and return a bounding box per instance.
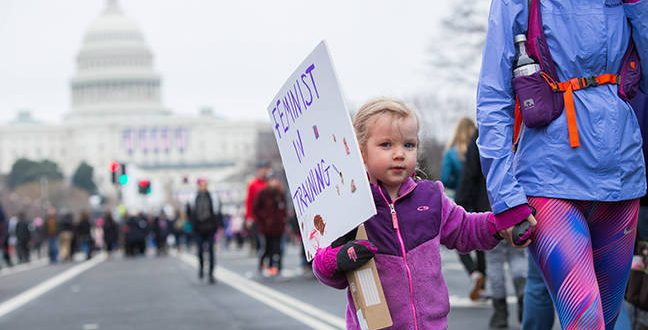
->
[0,1,268,210]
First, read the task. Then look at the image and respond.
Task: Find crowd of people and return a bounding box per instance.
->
[0,171,304,283]
[0,205,99,267]
[0,205,178,267]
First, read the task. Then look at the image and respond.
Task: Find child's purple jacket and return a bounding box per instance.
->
[313,178,499,330]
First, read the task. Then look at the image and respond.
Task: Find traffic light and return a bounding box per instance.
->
[109,161,120,184]
[138,179,151,195]
[118,164,128,185]
[109,161,128,185]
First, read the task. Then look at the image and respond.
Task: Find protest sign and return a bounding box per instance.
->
[266,41,376,261]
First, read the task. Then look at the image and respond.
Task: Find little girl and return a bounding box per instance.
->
[312,98,529,329]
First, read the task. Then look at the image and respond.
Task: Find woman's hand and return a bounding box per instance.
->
[497,214,537,248]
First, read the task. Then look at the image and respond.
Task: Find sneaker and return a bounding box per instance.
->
[267,267,279,277]
[470,272,486,301]
[208,275,216,284]
[198,269,204,280]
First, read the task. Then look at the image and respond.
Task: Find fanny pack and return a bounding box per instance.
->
[512,0,641,150]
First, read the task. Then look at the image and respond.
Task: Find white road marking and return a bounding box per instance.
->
[176,252,346,330]
[0,254,106,318]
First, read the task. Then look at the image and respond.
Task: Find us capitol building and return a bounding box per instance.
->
[0,1,268,209]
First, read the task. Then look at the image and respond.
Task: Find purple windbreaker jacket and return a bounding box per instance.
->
[313,178,499,330]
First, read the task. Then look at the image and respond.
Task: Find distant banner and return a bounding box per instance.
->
[266,41,376,261]
[121,127,188,154]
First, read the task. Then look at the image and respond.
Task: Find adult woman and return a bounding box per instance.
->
[477,0,648,328]
[253,174,287,277]
[441,118,487,301]
[441,117,476,197]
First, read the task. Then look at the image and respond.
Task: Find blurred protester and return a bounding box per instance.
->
[123,213,136,257]
[124,212,148,257]
[77,211,93,260]
[45,207,59,263]
[181,208,193,251]
[93,217,104,251]
[146,213,155,250]
[8,215,17,261]
[32,216,45,259]
[441,117,476,197]
[58,212,74,262]
[245,160,271,255]
[222,212,233,249]
[152,211,170,256]
[455,130,489,301]
[253,174,287,277]
[228,205,246,250]
[443,118,486,301]
[15,212,31,263]
[0,202,12,268]
[103,211,119,257]
[188,178,222,284]
[171,209,183,251]
[456,132,526,328]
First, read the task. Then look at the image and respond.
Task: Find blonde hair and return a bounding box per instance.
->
[448,117,476,160]
[353,98,419,151]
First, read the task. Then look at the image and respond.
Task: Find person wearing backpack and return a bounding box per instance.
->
[477,0,648,328]
[188,178,223,284]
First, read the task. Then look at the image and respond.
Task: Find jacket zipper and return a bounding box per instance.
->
[377,186,419,330]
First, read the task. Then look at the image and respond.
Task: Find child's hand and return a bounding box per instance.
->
[497,214,537,248]
[336,240,378,272]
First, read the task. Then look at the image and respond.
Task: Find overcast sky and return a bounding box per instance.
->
[0,0,452,123]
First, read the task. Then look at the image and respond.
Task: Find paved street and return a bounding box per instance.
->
[0,242,556,330]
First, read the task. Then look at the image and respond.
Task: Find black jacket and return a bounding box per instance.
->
[455,132,491,212]
[16,218,31,243]
[631,92,648,207]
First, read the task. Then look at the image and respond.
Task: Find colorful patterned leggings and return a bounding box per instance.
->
[527,197,639,330]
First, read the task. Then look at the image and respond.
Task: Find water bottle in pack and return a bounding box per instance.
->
[513,34,540,78]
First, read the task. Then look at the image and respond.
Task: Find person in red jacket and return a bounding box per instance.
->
[244,160,271,255]
[253,174,287,276]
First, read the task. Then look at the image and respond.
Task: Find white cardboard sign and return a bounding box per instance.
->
[267,41,376,261]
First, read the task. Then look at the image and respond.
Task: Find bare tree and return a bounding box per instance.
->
[0,181,90,220]
[420,0,490,142]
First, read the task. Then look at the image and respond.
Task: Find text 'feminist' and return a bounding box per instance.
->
[271,64,320,163]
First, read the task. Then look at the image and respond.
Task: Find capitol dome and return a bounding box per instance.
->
[67,0,170,120]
